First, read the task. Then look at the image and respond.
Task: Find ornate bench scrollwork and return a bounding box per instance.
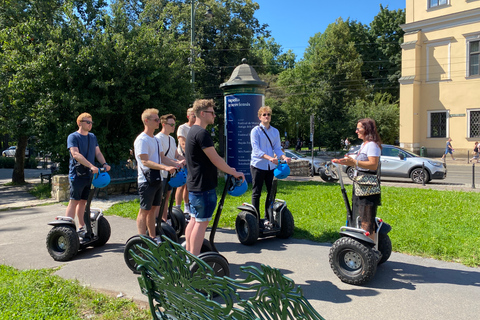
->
[131,236,325,320]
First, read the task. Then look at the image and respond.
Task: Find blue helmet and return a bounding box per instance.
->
[92,171,110,188]
[169,168,187,188]
[274,161,290,179]
[227,176,247,197]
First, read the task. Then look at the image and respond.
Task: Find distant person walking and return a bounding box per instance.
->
[441,138,455,161]
[470,141,479,163]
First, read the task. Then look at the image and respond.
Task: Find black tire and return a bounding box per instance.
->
[169,208,186,238]
[276,208,294,239]
[190,252,230,278]
[46,226,80,261]
[329,237,377,285]
[124,236,148,274]
[410,167,430,184]
[346,166,355,181]
[160,222,179,243]
[235,211,259,245]
[319,166,339,183]
[377,233,392,265]
[92,216,111,247]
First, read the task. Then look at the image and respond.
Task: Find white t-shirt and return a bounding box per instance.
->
[155,132,177,178]
[176,123,191,156]
[356,141,381,173]
[134,132,164,183]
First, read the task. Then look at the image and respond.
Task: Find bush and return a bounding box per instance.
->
[25,157,38,169]
[0,157,15,168]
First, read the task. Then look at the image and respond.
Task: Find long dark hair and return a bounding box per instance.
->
[358,118,382,149]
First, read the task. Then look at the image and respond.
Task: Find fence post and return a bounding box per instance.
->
[422,162,426,186]
[472,162,476,189]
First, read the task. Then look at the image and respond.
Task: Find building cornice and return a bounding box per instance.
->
[401,7,480,33]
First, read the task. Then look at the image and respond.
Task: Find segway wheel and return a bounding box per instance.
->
[190,252,230,278]
[329,237,377,285]
[46,226,80,261]
[169,207,186,238]
[377,233,392,265]
[160,221,179,243]
[319,166,339,183]
[124,236,148,274]
[235,211,259,245]
[92,216,111,247]
[276,208,294,239]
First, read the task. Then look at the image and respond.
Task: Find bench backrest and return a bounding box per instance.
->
[131,236,325,320]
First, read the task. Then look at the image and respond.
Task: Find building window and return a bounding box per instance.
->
[428,111,447,138]
[468,110,480,138]
[429,0,448,8]
[468,40,479,77]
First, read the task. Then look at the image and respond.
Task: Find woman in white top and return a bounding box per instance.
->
[333,118,382,241]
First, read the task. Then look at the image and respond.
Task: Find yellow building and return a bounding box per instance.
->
[399,0,480,157]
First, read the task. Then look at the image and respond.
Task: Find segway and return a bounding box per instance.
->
[188,175,247,278]
[123,172,180,273]
[166,167,188,238]
[235,160,294,246]
[319,161,339,183]
[46,169,111,261]
[327,162,392,285]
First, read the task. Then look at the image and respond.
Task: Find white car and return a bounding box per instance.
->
[284,149,330,175]
[2,146,29,157]
[343,144,447,184]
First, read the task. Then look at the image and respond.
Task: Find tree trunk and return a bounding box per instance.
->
[12,136,28,184]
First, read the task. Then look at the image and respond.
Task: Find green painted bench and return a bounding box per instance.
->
[96,161,137,199]
[131,236,325,320]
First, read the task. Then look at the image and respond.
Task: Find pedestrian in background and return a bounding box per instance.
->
[441,138,455,161]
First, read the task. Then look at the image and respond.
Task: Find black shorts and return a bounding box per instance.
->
[138,181,163,210]
[69,176,91,201]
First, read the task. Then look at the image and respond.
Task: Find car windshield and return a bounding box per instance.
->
[381,145,419,158]
[287,150,305,158]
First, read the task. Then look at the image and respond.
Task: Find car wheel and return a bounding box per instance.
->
[410,168,429,184]
[346,166,355,181]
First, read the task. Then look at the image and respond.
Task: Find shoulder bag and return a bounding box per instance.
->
[73,135,91,177]
[141,139,162,186]
[352,143,381,196]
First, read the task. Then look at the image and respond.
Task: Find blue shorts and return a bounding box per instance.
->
[138,182,163,210]
[189,189,217,222]
[69,177,91,201]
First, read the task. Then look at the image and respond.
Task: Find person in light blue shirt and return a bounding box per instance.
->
[250,106,291,221]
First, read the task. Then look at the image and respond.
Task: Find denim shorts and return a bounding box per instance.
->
[69,176,91,201]
[138,182,163,210]
[189,189,217,222]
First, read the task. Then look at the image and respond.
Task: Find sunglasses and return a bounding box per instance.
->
[81,120,93,125]
[165,123,175,127]
[262,113,271,117]
[203,110,216,116]
[355,127,363,132]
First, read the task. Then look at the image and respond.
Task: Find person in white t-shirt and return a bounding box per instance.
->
[133,109,184,242]
[175,107,196,214]
[155,114,184,221]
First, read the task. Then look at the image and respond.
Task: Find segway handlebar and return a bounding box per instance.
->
[331,162,353,222]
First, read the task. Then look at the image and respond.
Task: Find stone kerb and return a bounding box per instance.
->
[289,159,310,176]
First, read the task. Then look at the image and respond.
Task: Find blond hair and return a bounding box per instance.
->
[76,113,92,126]
[258,106,272,118]
[141,108,159,124]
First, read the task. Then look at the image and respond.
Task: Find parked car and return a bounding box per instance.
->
[284,149,331,175]
[2,146,29,157]
[342,144,447,184]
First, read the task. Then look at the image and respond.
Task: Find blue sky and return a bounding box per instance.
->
[254,0,406,59]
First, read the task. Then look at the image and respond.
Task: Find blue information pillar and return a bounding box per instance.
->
[220,59,267,183]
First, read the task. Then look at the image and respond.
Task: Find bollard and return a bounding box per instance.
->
[468,150,470,163]
[472,162,476,189]
[422,162,426,186]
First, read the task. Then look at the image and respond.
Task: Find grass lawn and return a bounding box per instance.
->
[0,265,150,320]
[105,179,480,267]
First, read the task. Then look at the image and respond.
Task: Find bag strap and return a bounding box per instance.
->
[259,126,274,150]
[70,134,90,164]
[165,137,171,157]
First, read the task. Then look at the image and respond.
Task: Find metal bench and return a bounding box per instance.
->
[96,161,137,199]
[131,236,325,320]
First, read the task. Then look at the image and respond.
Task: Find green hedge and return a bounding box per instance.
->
[0,157,37,169]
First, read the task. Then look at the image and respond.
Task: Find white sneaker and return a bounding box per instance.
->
[184,204,191,214]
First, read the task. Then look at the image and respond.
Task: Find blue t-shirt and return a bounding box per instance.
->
[67,132,98,178]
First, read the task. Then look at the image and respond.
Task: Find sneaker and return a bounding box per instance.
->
[153,236,162,245]
[184,204,191,214]
[77,227,86,238]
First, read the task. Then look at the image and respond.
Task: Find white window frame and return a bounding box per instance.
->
[428,0,449,9]
[467,109,480,138]
[466,34,480,78]
[427,110,449,138]
[426,40,451,82]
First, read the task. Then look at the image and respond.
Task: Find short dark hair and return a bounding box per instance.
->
[160,114,176,124]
